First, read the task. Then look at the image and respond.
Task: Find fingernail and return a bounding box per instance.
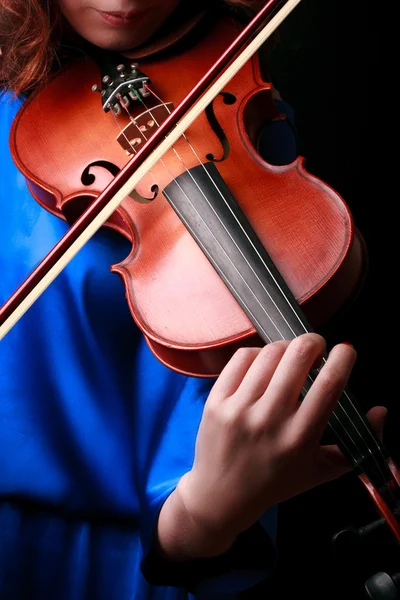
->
[342,342,354,348]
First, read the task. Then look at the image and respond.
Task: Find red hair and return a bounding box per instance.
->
[0,0,261,95]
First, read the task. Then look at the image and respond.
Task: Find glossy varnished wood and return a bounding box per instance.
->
[10,14,365,376]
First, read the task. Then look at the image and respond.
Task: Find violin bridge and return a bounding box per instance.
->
[116,103,175,156]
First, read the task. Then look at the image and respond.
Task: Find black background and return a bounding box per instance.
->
[243,1,399,598]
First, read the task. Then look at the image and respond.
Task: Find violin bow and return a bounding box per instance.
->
[0,0,300,337]
[1,0,400,546]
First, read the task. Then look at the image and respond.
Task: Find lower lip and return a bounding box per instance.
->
[97,10,147,27]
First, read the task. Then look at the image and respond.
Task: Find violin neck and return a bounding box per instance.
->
[164,161,390,489]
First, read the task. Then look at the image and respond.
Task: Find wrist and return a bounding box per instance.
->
[176,472,239,554]
[157,472,238,561]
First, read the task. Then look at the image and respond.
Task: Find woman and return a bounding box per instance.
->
[0,1,386,599]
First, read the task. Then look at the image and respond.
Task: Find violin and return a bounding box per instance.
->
[1,0,399,581]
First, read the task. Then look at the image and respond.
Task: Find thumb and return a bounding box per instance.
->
[366,406,388,442]
[316,406,388,487]
[318,444,352,483]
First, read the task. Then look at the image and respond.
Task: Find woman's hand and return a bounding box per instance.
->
[178,333,386,537]
[158,333,386,560]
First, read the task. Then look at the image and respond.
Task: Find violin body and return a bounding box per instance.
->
[10,13,365,377]
[5,0,400,568]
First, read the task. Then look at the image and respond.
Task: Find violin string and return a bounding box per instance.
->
[113,90,387,481]
[140,90,327,347]
[122,89,388,481]
[139,86,388,477]
[118,92,299,347]
[116,94,306,355]
[136,89,293,336]
[115,100,355,461]
[116,95,280,342]
[110,108,160,190]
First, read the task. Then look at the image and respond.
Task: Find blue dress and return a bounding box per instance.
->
[0,91,296,599]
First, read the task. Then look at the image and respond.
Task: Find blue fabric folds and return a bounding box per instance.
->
[0,91,295,599]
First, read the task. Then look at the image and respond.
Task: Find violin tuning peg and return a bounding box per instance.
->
[91,84,100,93]
[102,75,114,87]
[112,104,122,116]
[116,64,126,77]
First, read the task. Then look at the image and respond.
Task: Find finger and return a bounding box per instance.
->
[208,347,262,400]
[313,444,352,487]
[366,406,388,442]
[295,343,357,440]
[232,340,290,404]
[254,333,326,420]
[312,407,387,489]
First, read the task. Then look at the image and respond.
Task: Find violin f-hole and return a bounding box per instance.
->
[205,92,236,163]
[81,160,158,203]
